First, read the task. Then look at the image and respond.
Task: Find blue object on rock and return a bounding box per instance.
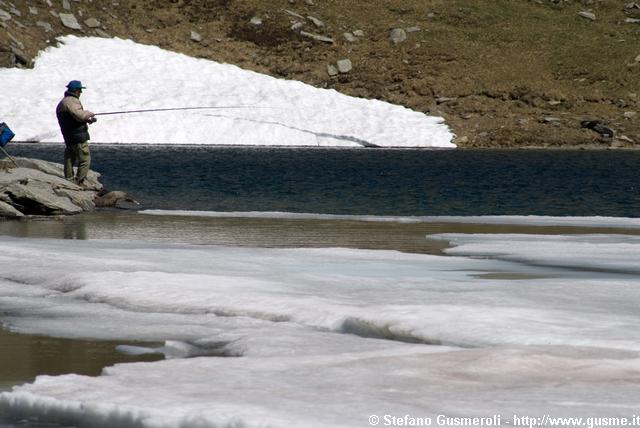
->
[0,122,15,147]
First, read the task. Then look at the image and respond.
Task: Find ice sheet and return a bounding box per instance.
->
[2,232,640,427]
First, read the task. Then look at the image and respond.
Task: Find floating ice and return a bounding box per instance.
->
[2,231,640,427]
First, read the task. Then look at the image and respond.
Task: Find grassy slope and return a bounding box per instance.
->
[2,0,638,147]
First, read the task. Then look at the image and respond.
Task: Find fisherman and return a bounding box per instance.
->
[56,80,97,186]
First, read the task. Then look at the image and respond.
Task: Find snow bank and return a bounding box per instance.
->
[0,36,455,148]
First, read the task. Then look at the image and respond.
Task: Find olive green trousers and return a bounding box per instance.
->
[64,141,91,183]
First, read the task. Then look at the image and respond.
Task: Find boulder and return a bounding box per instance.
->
[60,13,82,30]
[337,59,352,73]
[390,28,407,44]
[578,11,596,21]
[84,17,101,28]
[0,157,132,217]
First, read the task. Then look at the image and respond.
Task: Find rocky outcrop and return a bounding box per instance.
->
[0,157,137,217]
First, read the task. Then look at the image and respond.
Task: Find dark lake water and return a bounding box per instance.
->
[7,143,640,217]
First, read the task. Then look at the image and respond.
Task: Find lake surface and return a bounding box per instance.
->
[2,145,640,427]
[6,144,640,217]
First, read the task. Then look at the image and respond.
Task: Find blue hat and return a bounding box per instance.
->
[66,80,86,90]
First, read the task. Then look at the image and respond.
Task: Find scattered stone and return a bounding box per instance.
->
[304,0,314,5]
[454,136,469,144]
[541,116,562,124]
[249,16,262,25]
[625,2,640,9]
[578,11,596,21]
[36,21,52,32]
[436,97,457,104]
[352,29,365,37]
[336,58,352,73]
[59,13,82,30]
[343,32,356,42]
[406,26,421,33]
[617,135,635,143]
[327,64,338,76]
[307,15,324,27]
[84,17,100,28]
[390,28,407,44]
[94,190,140,209]
[427,12,436,19]
[300,31,334,43]
[29,6,38,15]
[623,111,637,119]
[0,9,11,21]
[626,18,640,23]
[291,22,304,31]
[9,7,20,16]
[635,54,640,62]
[63,0,71,10]
[190,30,202,42]
[284,9,305,20]
[94,28,110,38]
[581,120,614,138]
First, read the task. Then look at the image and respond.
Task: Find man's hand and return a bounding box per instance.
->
[88,116,97,123]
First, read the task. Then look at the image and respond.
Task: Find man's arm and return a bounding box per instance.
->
[63,97,96,122]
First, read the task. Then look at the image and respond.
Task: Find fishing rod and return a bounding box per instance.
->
[94,105,274,116]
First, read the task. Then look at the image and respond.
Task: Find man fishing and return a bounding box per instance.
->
[56,80,97,186]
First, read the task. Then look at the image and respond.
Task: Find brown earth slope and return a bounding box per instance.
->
[1,0,639,148]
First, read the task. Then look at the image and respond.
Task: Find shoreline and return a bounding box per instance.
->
[7,141,638,150]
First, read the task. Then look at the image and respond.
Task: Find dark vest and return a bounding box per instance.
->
[57,93,90,144]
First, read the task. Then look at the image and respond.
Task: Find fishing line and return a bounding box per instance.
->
[94,105,277,116]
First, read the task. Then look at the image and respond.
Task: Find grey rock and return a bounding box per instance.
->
[290,22,304,32]
[617,135,635,143]
[190,30,202,42]
[63,0,71,10]
[436,97,457,104]
[250,16,262,25]
[578,11,596,21]
[327,64,338,76]
[60,13,82,30]
[390,28,407,44]
[94,29,110,38]
[625,2,640,9]
[0,157,117,217]
[635,54,640,62]
[94,191,140,209]
[300,31,334,43]
[623,111,637,119]
[307,15,324,27]
[406,26,421,33]
[29,7,38,15]
[0,9,11,21]
[36,20,52,32]
[542,116,562,123]
[304,0,314,5]
[284,9,305,20]
[84,17,101,28]
[352,30,365,37]
[343,32,356,42]
[336,58,352,73]
[626,18,640,23]
[2,180,83,215]
[0,200,23,217]
[9,7,20,16]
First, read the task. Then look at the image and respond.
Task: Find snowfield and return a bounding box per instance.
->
[0,36,455,148]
